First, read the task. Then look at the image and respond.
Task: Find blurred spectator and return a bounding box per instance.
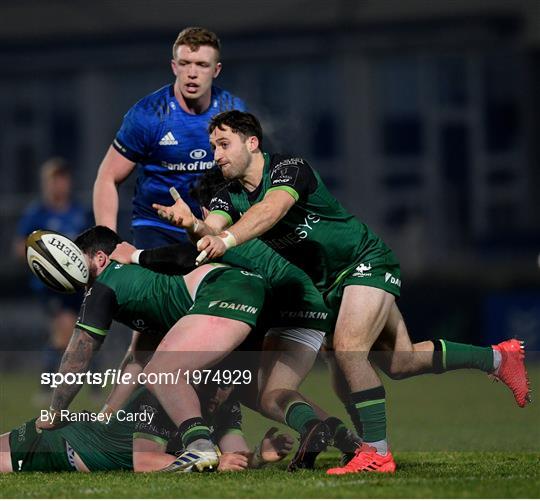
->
[13,157,93,402]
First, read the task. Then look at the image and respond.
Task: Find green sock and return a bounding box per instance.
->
[437,339,494,372]
[284,401,319,435]
[350,387,387,443]
[178,417,212,448]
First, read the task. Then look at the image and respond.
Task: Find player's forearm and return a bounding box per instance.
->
[50,329,101,411]
[227,201,286,246]
[137,244,197,274]
[133,451,176,472]
[189,217,219,241]
[93,177,120,231]
[101,360,143,414]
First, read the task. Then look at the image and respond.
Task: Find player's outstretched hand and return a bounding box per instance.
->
[195,231,236,265]
[260,427,295,463]
[110,242,137,264]
[152,187,195,229]
[218,452,249,472]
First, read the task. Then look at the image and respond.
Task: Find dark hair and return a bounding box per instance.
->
[190,168,227,208]
[173,27,221,59]
[208,110,263,146]
[74,226,121,257]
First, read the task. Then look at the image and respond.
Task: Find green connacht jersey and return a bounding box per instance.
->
[75,261,194,339]
[75,261,266,342]
[209,153,392,292]
[10,387,244,472]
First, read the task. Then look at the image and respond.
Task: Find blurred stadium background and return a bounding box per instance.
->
[0,0,539,412]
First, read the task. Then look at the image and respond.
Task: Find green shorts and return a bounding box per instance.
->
[325,244,401,313]
[9,419,74,472]
[266,275,335,333]
[187,267,267,327]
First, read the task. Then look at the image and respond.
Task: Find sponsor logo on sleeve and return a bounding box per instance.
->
[384,272,401,287]
[352,263,372,277]
[210,197,231,212]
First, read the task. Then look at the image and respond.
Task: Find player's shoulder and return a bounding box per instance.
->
[209,183,235,208]
[269,153,309,169]
[128,84,175,123]
[211,86,246,113]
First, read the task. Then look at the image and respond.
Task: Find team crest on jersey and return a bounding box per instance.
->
[271,160,301,186]
[190,149,207,160]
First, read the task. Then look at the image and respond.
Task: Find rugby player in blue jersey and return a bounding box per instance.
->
[93,27,246,249]
[92,27,246,416]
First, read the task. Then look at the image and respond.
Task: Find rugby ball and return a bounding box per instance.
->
[26,230,89,293]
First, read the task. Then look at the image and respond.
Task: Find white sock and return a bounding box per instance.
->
[187,438,215,453]
[493,349,502,373]
[366,439,388,456]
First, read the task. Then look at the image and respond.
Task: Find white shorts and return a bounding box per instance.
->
[264,327,325,352]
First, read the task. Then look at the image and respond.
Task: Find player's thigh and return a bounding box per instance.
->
[0,432,13,472]
[333,285,395,351]
[148,314,251,373]
[260,330,322,392]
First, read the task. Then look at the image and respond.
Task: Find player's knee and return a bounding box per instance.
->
[385,355,416,380]
[258,388,279,416]
[385,367,409,380]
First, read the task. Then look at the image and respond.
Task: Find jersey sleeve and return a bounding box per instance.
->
[212,400,243,442]
[75,281,118,341]
[267,156,317,202]
[133,391,177,446]
[207,188,241,226]
[112,104,155,162]
[140,243,197,275]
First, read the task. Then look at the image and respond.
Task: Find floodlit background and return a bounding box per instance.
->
[0,1,539,400]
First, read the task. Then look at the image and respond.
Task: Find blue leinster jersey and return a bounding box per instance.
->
[113,84,246,233]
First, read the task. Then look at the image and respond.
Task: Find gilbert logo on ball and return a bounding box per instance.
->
[26,230,89,293]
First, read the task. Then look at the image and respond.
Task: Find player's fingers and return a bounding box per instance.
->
[169,187,180,201]
[227,463,246,471]
[155,208,168,220]
[264,426,279,439]
[195,249,208,266]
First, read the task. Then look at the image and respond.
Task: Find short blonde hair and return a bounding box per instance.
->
[172,27,221,60]
[40,157,70,182]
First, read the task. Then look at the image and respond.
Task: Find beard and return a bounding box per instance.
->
[87,260,99,285]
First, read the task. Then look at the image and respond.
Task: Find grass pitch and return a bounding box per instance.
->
[1,365,538,498]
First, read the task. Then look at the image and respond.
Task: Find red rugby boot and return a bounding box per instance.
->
[491,339,531,407]
[327,443,396,475]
